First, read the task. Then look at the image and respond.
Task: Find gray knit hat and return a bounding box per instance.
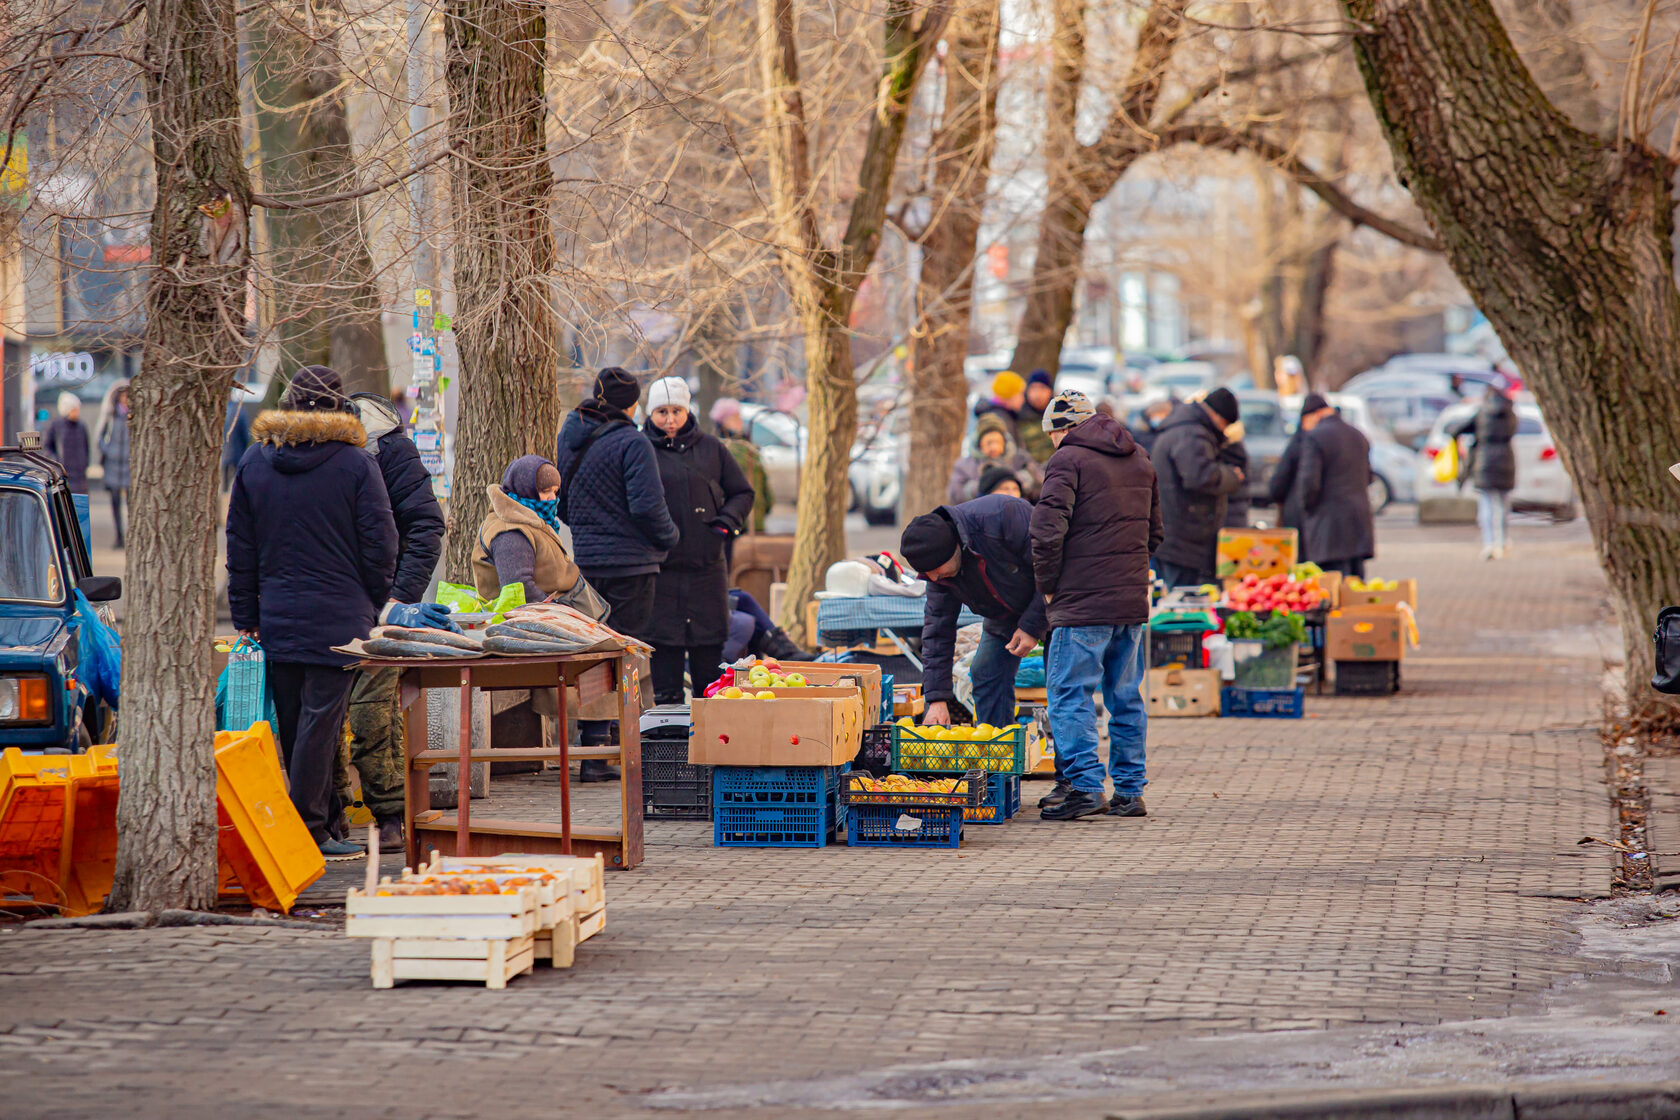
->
[1042,390,1095,432]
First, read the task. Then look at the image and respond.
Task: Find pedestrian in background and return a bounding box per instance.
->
[1265,400,1313,539]
[948,414,1041,502]
[643,376,756,704]
[1131,397,1175,457]
[1449,386,1519,560]
[336,386,451,849]
[556,366,679,779]
[1017,370,1056,463]
[974,370,1027,443]
[1030,391,1161,821]
[1220,419,1250,529]
[1296,394,1375,578]
[1148,387,1243,588]
[43,392,90,494]
[710,397,772,533]
[222,390,253,490]
[978,463,1022,499]
[225,365,397,858]
[95,382,130,548]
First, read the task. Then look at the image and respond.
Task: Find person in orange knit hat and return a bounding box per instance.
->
[974,370,1027,444]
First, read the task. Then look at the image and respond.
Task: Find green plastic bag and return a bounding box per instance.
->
[436,583,487,613]
[487,582,526,616]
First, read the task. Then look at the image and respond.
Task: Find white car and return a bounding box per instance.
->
[1413,398,1576,522]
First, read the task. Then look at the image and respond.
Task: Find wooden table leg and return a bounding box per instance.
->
[402,672,426,870]
[557,675,571,855]
[618,653,644,871]
[457,669,472,857]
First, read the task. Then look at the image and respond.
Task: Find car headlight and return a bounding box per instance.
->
[0,676,51,724]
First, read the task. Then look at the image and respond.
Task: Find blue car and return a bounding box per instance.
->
[0,438,121,753]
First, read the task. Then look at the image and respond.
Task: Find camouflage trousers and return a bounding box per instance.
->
[334,666,405,823]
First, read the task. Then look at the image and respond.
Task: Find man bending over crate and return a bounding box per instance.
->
[1029,391,1162,822]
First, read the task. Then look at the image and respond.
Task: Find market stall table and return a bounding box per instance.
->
[354,648,644,872]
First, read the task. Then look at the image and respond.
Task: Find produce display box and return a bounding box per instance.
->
[346,884,541,989]
[1341,578,1418,609]
[1216,528,1298,580]
[964,773,1020,824]
[1219,687,1305,719]
[1146,667,1222,718]
[890,722,1043,774]
[847,804,964,848]
[1327,607,1408,662]
[690,690,866,767]
[1230,641,1300,690]
[411,852,607,967]
[740,660,884,725]
[642,737,710,820]
[712,764,848,848]
[1147,626,1212,669]
[840,768,987,809]
[1334,659,1401,696]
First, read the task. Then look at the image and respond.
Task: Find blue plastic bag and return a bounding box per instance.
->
[1013,655,1045,689]
[216,637,278,732]
[72,590,121,709]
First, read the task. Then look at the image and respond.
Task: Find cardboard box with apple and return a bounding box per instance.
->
[689,688,866,767]
[1327,606,1406,661]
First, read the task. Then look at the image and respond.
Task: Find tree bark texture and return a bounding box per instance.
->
[904,0,1001,521]
[248,0,388,397]
[1343,0,1680,718]
[758,0,945,642]
[442,0,561,581]
[108,0,252,912]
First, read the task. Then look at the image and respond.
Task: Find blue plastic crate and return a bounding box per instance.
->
[963,773,1020,825]
[1220,686,1304,719]
[847,803,963,848]
[713,764,847,806]
[712,765,847,847]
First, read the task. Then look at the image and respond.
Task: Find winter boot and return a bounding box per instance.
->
[579,760,620,783]
[1037,778,1072,810]
[761,628,815,663]
[1040,789,1109,821]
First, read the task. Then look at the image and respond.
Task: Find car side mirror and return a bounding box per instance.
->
[78,576,122,602]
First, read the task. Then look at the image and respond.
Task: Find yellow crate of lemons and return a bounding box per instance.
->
[889,718,1043,774]
[841,769,988,808]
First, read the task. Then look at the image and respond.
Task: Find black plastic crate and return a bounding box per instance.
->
[1334,659,1400,696]
[854,726,894,776]
[1148,627,1212,669]
[643,737,710,820]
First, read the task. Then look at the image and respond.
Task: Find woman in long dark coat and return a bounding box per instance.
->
[1448,387,1519,560]
[642,376,756,704]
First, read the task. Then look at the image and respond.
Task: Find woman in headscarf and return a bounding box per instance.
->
[471,454,581,606]
[642,376,756,704]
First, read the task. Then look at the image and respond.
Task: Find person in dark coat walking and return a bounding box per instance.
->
[556,366,680,778]
[1265,423,1309,539]
[335,387,452,847]
[1296,396,1375,578]
[1130,398,1174,457]
[95,382,130,547]
[901,493,1049,732]
[43,392,90,494]
[226,365,398,857]
[1447,387,1519,560]
[642,376,755,704]
[1030,391,1162,821]
[1148,388,1243,588]
[1219,421,1250,529]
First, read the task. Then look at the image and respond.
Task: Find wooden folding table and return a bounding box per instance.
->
[354,648,644,871]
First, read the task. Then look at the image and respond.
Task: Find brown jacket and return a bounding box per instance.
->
[471,485,580,601]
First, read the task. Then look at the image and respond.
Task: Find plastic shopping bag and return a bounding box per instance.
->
[216,637,278,732]
[72,590,122,709]
[1432,438,1460,484]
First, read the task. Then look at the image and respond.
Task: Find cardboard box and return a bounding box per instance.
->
[1216,529,1298,580]
[1145,668,1222,717]
[1327,607,1405,661]
[1309,570,1342,608]
[689,690,866,766]
[750,660,883,725]
[1340,577,1417,609]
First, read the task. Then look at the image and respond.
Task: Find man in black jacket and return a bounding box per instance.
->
[1149,388,1243,588]
[1297,396,1374,578]
[901,494,1048,730]
[337,388,451,847]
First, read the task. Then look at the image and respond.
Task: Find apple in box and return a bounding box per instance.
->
[1226,574,1324,614]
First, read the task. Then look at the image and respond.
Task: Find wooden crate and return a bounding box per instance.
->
[398,870,574,932]
[371,934,536,990]
[421,851,605,915]
[346,885,542,989]
[532,906,604,967]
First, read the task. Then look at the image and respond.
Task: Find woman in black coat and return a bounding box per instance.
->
[1448,387,1519,560]
[642,376,756,703]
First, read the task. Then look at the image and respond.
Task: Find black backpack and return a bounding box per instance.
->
[1653,606,1680,694]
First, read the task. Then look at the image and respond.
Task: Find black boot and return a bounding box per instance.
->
[760,628,814,663]
[579,759,619,783]
[1037,778,1072,809]
[1041,788,1109,821]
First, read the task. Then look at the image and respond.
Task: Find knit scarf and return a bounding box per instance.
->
[509,492,562,532]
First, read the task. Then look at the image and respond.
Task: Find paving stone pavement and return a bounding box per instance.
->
[0,515,1629,1118]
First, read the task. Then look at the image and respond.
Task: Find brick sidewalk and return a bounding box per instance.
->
[0,515,1619,1118]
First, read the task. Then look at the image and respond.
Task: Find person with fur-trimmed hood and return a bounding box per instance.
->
[226,366,398,858]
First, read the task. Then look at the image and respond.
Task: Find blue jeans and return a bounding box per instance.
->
[1047,624,1147,797]
[968,625,1021,728]
[1477,489,1509,551]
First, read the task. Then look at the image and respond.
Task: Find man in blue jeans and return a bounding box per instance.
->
[901,494,1048,730]
[1030,391,1163,821]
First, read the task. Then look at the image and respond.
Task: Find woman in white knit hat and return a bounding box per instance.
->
[641,376,757,704]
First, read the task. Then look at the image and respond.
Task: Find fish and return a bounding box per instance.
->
[369,625,483,651]
[490,618,597,646]
[481,634,582,655]
[363,637,481,660]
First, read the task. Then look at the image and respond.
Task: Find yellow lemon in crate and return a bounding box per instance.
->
[975,723,996,739]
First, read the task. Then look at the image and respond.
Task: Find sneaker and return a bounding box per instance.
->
[578,760,620,783]
[1493,546,1508,560]
[1040,789,1109,821]
[1037,778,1072,809]
[1108,795,1147,817]
[318,837,365,859]
[1479,546,1495,561]
[376,818,404,849]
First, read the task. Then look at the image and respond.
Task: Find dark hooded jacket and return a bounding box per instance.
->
[1298,413,1375,564]
[1448,391,1519,493]
[919,494,1050,705]
[556,402,680,579]
[352,394,444,605]
[226,408,398,665]
[1265,432,1307,535]
[1149,401,1242,572]
[1031,413,1162,628]
[643,414,756,647]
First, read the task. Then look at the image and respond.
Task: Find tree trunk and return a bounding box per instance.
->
[905,0,1001,521]
[247,0,388,396]
[441,0,561,581]
[108,0,252,913]
[1290,234,1336,378]
[1343,0,1680,720]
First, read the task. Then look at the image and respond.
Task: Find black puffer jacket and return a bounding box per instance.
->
[1298,413,1374,564]
[1265,432,1307,534]
[226,409,398,665]
[556,402,680,579]
[919,495,1049,705]
[643,414,755,647]
[1030,414,1162,629]
[353,394,444,605]
[1450,392,1519,493]
[1149,402,1241,572]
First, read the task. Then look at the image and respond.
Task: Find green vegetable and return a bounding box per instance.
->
[1225,609,1305,649]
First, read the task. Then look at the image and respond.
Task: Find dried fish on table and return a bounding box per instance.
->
[369,625,483,651]
[481,633,589,655]
[362,636,483,659]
